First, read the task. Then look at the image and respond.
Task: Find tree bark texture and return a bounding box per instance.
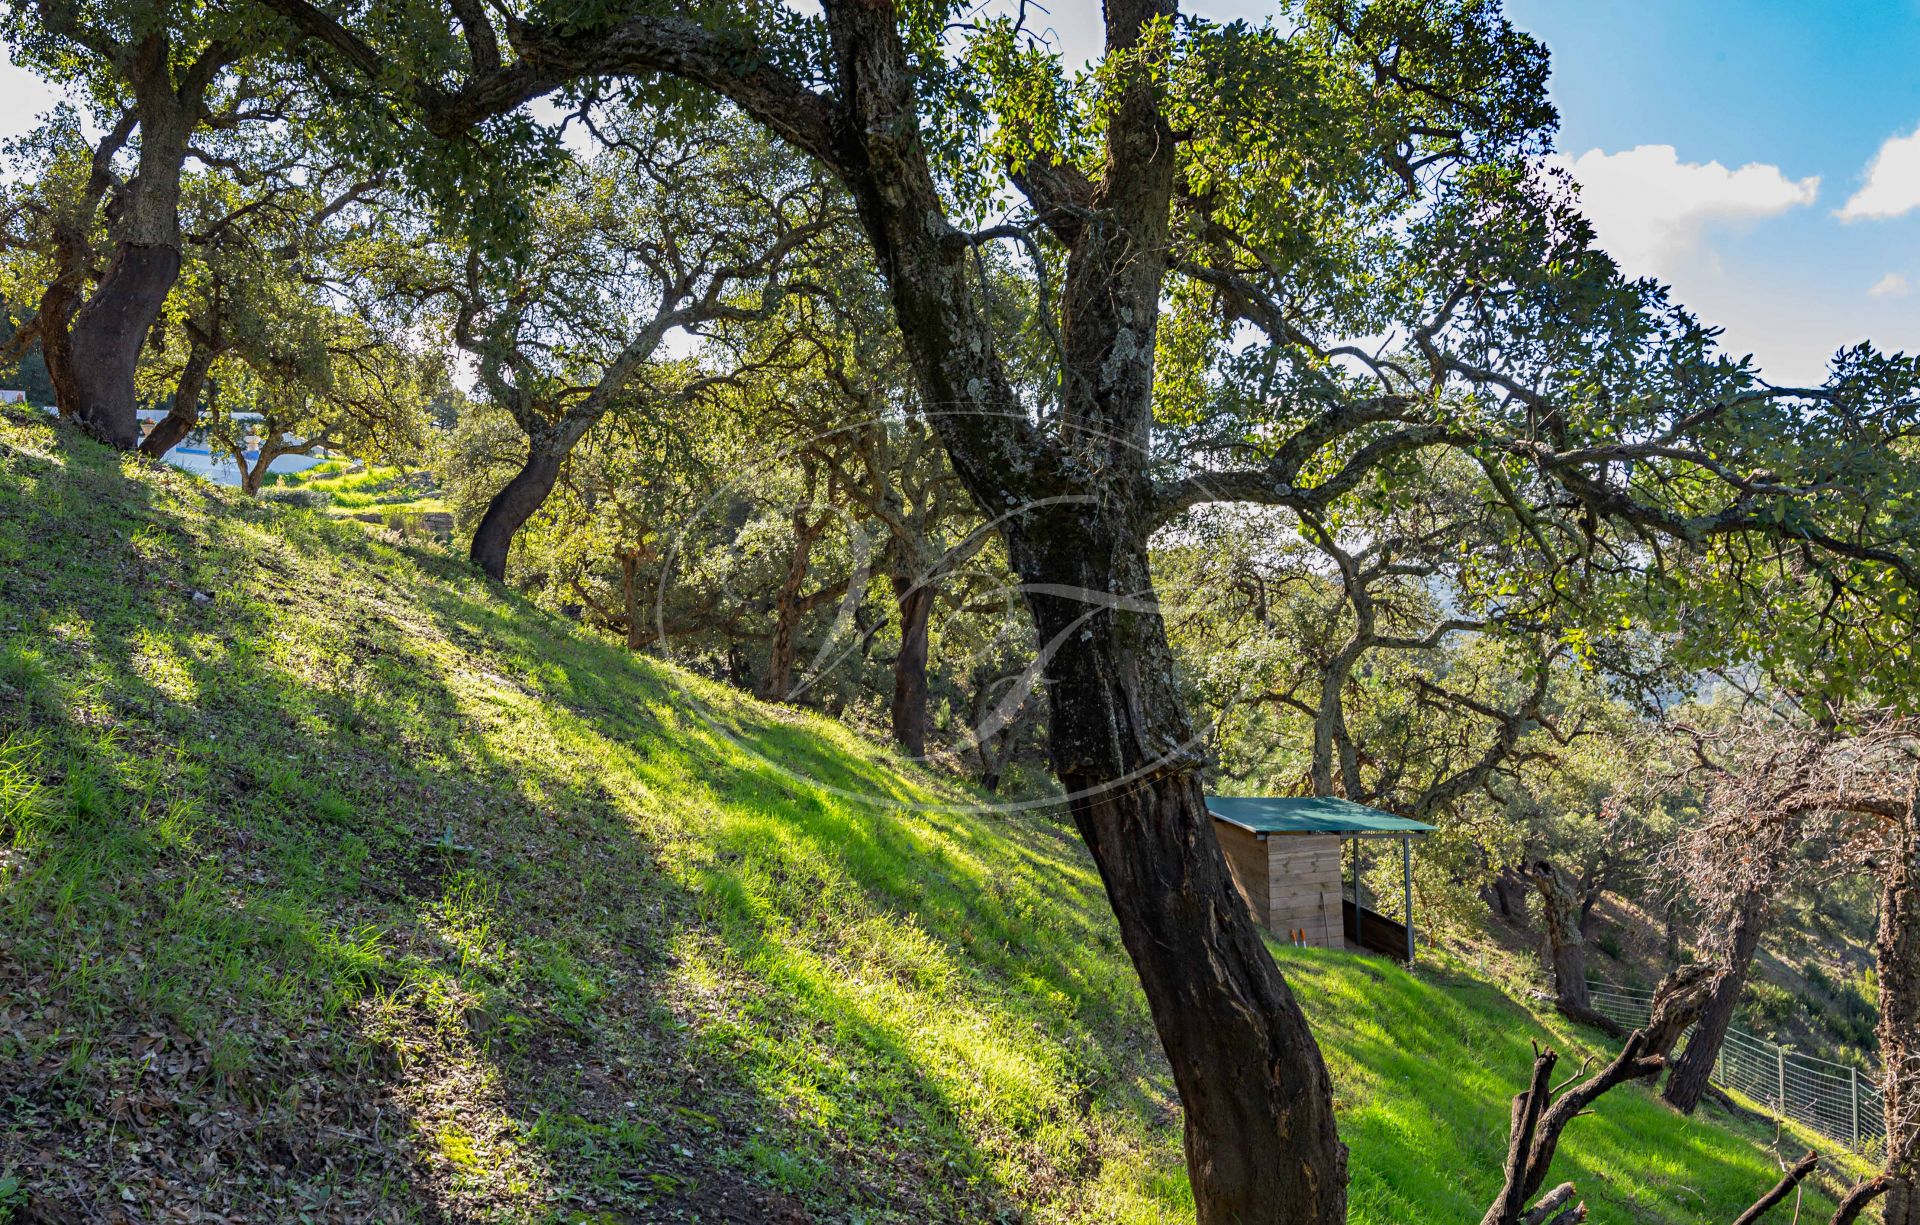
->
[1876,804,1920,1225]
[1663,883,1770,1114]
[138,341,213,458]
[470,435,567,581]
[890,572,933,756]
[818,1,1348,1216]
[1641,963,1713,1061]
[49,44,203,450]
[57,243,181,449]
[991,496,1348,1223]
[1528,861,1598,1023]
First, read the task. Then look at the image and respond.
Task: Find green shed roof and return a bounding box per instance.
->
[1205,795,1436,835]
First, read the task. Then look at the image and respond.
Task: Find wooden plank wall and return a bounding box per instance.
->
[1268,834,1343,948]
[1214,821,1271,927]
[1342,899,1409,961]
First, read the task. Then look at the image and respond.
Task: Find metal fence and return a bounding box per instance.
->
[1586,980,1885,1154]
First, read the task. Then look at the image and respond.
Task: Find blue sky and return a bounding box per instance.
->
[1504,0,1920,384]
[3,3,1917,383]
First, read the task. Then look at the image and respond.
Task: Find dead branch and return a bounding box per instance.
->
[1481,1032,1664,1225]
[1642,963,1715,1059]
[1728,1150,1818,1225]
[1519,1183,1580,1225]
[1826,1174,1890,1225]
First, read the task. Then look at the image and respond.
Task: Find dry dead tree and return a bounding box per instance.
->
[1728,1151,1818,1225]
[1480,961,1737,1225]
[1641,962,1714,1059]
[1481,959,1859,1225]
[1827,1173,1891,1225]
[1480,1031,1666,1225]
[1634,710,1836,1112]
[1601,707,1920,1222]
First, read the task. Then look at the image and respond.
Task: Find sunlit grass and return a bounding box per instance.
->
[0,409,1176,1221]
[0,408,1859,1223]
[267,457,450,513]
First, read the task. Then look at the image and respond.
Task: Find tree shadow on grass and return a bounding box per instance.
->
[399,559,1185,1217]
[1272,950,1840,1225]
[0,413,1183,1223]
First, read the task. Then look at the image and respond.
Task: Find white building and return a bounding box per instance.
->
[134,407,328,487]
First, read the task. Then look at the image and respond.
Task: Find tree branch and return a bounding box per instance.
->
[1480,1032,1665,1225]
[1727,1151,1818,1225]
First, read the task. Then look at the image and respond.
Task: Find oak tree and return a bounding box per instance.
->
[263,0,1920,1216]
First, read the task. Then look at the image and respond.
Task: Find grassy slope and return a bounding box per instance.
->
[267,458,451,516]
[0,411,1852,1223]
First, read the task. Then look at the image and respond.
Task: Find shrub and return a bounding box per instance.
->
[1740,980,1797,1033]
[1804,961,1833,994]
[262,487,331,509]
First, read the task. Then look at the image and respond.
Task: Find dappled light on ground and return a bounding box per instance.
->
[0,410,1858,1223]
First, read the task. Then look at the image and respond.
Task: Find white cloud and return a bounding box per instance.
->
[1840,124,1920,221]
[1869,272,1911,298]
[1548,145,1819,279]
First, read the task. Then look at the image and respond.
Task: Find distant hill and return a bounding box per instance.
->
[0,409,1859,1223]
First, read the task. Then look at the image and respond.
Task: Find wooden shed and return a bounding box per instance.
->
[1206,795,1436,962]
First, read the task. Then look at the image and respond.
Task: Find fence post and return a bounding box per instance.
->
[1776,1046,1787,1111]
[1850,1066,1860,1150]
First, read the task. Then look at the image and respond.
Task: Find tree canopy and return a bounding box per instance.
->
[2,0,1917,1220]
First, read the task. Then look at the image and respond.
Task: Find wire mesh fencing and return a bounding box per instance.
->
[1586,980,1885,1155]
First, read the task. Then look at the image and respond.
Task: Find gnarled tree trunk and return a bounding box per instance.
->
[470,434,567,581]
[1642,963,1714,1060]
[48,42,207,450]
[1876,803,1920,1225]
[59,243,181,449]
[816,0,1348,1214]
[1527,860,1606,1029]
[237,445,276,496]
[138,339,213,458]
[890,571,933,756]
[1663,882,1770,1113]
[1004,508,1348,1223]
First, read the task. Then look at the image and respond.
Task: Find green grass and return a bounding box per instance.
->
[267,458,450,514]
[0,410,1862,1222]
[1280,949,1862,1223]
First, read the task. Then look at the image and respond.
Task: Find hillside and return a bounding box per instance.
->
[1570,887,1883,1077]
[0,411,1859,1223]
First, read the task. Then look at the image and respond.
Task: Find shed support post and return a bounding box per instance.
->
[1402,834,1414,965]
[1351,836,1361,949]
